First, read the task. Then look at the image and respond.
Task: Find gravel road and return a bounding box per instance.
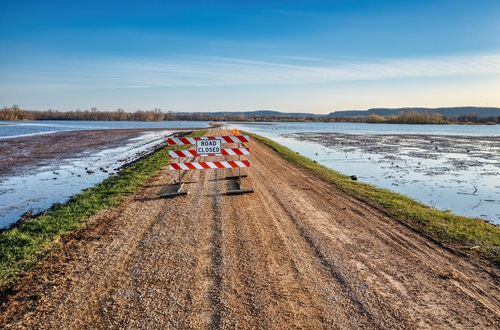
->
[1,129,499,329]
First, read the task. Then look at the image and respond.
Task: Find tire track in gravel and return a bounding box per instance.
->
[2,156,221,329]
[100,168,213,329]
[217,178,371,329]
[1,129,499,329]
[243,145,409,329]
[245,133,500,329]
[208,168,224,330]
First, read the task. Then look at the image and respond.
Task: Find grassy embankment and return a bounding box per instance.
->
[249,132,500,267]
[0,130,207,290]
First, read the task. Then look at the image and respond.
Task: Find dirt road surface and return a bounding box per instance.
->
[1,129,499,329]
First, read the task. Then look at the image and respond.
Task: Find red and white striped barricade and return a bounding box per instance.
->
[166,135,250,145]
[160,135,253,197]
[169,160,250,171]
[168,148,250,158]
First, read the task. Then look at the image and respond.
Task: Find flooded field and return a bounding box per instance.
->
[0,121,210,229]
[0,130,176,228]
[229,122,500,224]
[285,133,500,224]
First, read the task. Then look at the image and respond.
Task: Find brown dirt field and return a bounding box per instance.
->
[1,129,499,329]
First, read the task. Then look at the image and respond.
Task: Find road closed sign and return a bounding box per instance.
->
[196,139,221,155]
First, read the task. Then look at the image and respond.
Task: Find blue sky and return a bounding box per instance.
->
[1,0,499,113]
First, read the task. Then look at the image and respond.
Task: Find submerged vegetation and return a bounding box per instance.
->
[249,132,500,267]
[0,130,206,290]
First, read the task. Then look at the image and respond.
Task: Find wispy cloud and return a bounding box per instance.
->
[2,54,500,93]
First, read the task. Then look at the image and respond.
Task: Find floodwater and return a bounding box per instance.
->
[1,120,499,228]
[0,121,210,228]
[227,122,500,225]
[0,120,209,139]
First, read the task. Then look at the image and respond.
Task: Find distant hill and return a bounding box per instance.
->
[179,107,499,118]
[328,107,500,118]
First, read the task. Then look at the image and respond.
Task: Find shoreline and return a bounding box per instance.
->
[0,128,196,229]
[0,128,195,176]
[276,132,500,225]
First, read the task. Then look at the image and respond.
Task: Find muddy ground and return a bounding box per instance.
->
[283,132,500,224]
[284,133,500,174]
[0,129,193,176]
[1,129,499,329]
[0,128,198,228]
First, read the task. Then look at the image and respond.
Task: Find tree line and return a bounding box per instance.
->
[0,105,167,121]
[365,111,499,125]
[1,105,498,125]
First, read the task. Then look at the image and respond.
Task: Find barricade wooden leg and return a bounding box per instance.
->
[158,181,188,198]
[159,143,189,197]
[226,140,253,195]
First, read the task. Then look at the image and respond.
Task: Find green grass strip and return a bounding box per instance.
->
[249,132,500,267]
[0,130,207,290]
